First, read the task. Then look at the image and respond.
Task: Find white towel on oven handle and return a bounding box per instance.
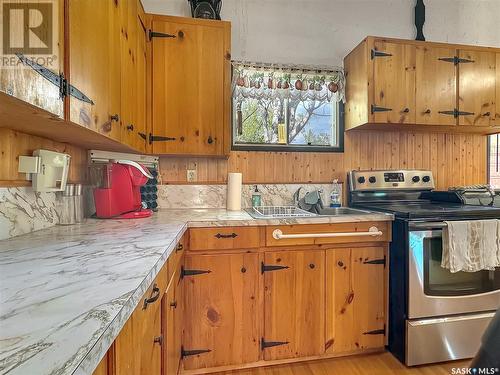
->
[442,220,499,273]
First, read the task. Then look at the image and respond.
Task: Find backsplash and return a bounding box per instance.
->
[157,183,340,209]
[0,187,59,240]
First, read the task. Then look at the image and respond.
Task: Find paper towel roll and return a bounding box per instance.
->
[227,173,242,211]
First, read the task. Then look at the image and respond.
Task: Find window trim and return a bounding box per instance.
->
[231,101,345,153]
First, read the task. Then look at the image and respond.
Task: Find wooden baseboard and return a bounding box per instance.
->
[180,347,384,375]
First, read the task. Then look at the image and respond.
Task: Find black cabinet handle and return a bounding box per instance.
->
[154,335,163,346]
[309,263,315,269]
[402,108,410,113]
[207,136,214,144]
[170,300,177,309]
[110,114,119,122]
[176,243,184,252]
[126,124,134,131]
[143,283,160,309]
[483,112,491,117]
[424,109,431,114]
[214,232,237,239]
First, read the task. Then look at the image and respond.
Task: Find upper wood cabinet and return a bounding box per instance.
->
[345,36,500,134]
[415,45,457,126]
[150,15,231,156]
[371,41,415,124]
[0,0,65,117]
[497,53,500,124]
[263,250,325,361]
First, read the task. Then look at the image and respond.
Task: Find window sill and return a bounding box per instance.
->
[231,144,344,153]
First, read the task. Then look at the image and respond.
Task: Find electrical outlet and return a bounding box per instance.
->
[187,169,197,182]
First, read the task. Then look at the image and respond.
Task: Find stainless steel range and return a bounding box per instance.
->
[348,169,500,366]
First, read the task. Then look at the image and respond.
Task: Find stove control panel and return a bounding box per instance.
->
[349,170,435,191]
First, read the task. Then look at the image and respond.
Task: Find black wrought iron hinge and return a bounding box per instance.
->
[149,30,177,40]
[261,338,289,350]
[15,53,94,104]
[371,49,393,59]
[438,56,475,65]
[371,104,392,114]
[363,255,386,268]
[261,261,289,274]
[181,347,211,358]
[438,109,475,118]
[363,325,386,336]
[181,266,211,278]
[148,134,176,144]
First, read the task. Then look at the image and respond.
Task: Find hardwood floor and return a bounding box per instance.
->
[213,352,470,375]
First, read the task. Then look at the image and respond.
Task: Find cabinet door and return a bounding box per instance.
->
[458,49,496,126]
[163,278,177,375]
[371,41,416,124]
[151,18,230,155]
[263,250,325,360]
[119,0,146,152]
[326,247,386,354]
[68,0,121,139]
[0,0,64,117]
[183,253,259,370]
[415,45,457,126]
[114,282,163,375]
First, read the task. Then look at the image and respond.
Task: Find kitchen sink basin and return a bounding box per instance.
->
[246,206,372,219]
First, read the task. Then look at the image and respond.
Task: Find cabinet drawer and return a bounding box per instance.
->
[265,222,391,247]
[189,227,260,251]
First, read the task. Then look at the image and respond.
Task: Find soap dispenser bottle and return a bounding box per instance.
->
[251,185,262,207]
[329,179,341,208]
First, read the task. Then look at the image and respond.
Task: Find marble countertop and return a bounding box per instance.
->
[0,208,393,375]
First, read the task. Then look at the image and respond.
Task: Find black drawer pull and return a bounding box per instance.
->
[402,107,410,113]
[154,335,163,345]
[176,243,184,252]
[214,232,237,239]
[143,283,160,309]
[424,109,431,114]
[483,112,491,117]
[126,124,134,131]
[170,300,177,309]
[110,114,119,122]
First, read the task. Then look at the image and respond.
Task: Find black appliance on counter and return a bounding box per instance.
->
[348,170,500,366]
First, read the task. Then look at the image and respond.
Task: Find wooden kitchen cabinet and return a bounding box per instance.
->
[497,53,500,125]
[326,247,387,354]
[345,36,500,134]
[68,0,121,140]
[263,250,325,361]
[114,276,164,375]
[371,41,415,124]
[458,49,496,126]
[150,15,231,156]
[0,0,65,118]
[183,253,260,370]
[415,45,457,126]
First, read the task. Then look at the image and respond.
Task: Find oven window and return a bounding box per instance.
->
[423,237,499,296]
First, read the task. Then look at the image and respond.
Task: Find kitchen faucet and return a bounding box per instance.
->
[293,187,303,206]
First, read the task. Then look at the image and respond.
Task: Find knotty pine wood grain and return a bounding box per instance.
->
[159,131,487,189]
[0,128,88,186]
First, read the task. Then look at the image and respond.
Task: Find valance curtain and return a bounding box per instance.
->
[232,61,346,103]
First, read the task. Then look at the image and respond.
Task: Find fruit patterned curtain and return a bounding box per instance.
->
[232,61,345,103]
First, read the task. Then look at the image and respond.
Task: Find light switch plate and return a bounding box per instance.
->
[187,169,197,182]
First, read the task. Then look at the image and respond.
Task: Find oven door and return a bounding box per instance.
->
[408,222,500,319]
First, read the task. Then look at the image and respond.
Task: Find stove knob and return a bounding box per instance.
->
[368,176,377,184]
[357,176,366,184]
[412,176,420,183]
[422,176,431,183]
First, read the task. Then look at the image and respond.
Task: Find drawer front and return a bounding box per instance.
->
[265,222,391,247]
[189,227,260,251]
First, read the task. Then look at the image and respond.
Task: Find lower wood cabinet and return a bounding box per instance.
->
[263,250,325,360]
[183,253,260,370]
[326,247,387,354]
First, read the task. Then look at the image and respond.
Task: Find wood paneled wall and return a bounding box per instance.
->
[159,131,488,190]
[0,129,88,186]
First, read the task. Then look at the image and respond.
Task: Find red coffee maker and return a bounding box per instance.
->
[93,160,153,219]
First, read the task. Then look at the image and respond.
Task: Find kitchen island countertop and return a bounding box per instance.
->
[0,208,393,375]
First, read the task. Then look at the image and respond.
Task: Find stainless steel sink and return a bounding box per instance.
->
[316,207,372,216]
[246,206,372,219]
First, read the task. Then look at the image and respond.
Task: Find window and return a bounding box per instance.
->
[232,63,345,152]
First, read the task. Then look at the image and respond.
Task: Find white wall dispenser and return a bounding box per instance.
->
[18,149,71,192]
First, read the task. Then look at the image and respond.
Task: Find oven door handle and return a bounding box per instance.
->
[409,221,447,230]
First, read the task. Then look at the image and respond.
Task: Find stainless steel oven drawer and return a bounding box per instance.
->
[406,312,494,366]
